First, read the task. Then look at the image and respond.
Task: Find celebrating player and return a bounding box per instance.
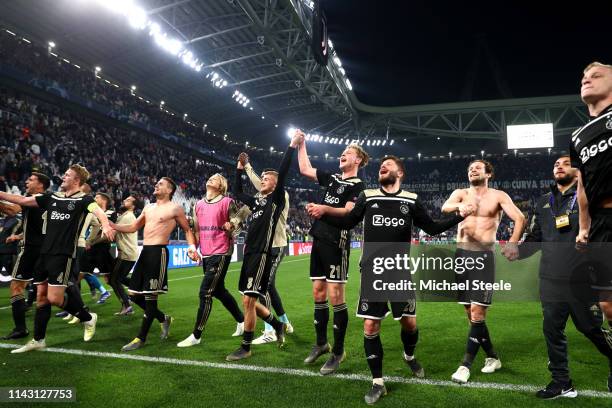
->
[296,131,368,374]
[442,159,526,383]
[309,155,470,404]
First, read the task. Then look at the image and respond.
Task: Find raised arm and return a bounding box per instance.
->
[297,137,318,182]
[412,199,465,235]
[499,191,526,243]
[441,189,465,214]
[576,170,590,245]
[233,157,257,207]
[244,162,262,192]
[273,143,297,201]
[0,192,38,208]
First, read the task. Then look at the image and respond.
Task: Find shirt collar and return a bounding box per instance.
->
[379,187,402,196]
[549,182,577,197]
[590,103,612,119]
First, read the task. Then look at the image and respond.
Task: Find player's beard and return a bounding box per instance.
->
[555,174,574,186]
[469,176,485,187]
[379,170,398,186]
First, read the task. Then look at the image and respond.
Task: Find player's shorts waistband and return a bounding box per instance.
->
[455,247,494,257]
[141,244,168,248]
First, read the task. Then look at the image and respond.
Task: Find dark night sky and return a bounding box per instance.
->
[323,0,612,107]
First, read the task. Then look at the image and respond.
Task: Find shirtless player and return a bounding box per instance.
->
[442,159,526,383]
[112,177,200,351]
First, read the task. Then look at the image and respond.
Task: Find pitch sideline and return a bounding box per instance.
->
[0,343,610,399]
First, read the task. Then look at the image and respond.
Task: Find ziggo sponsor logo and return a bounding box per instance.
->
[372,215,405,227]
[580,135,612,163]
[323,192,340,205]
[50,210,71,220]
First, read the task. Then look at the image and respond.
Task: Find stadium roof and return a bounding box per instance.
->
[1,0,608,155]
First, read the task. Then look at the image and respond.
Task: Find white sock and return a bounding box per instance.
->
[373,378,384,386]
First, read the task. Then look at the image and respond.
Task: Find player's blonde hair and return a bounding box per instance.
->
[583,61,612,73]
[68,164,90,186]
[347,144,369,168]
[209,173,228,195]
[261,168,278,179]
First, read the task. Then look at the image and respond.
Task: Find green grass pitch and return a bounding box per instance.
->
[0,249,610,407]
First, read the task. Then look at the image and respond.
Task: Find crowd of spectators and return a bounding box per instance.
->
[0,30,560,243]
[0,85,554,242]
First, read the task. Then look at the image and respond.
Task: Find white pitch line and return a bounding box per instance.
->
[0,343,610,399]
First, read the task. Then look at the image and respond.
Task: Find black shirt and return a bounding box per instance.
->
[233,146,295,255]
[35,191,97,257]
[569,104,612,213]
[22,194,46,247]
[519,183,587,282]
[309,171,364,248]
[322,188,463,247]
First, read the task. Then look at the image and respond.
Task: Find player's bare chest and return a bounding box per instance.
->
[148,208,175,224]
[465,193,500,217]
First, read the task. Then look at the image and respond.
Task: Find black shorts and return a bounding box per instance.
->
[588,209,612,293]
[128,245,169,294]
[239,252,273,298]
[112,259,135,280]
[70,247,85,283]
[11,246,41,282]
[199,254,232,298]
[455,248,495,306]
[356,298,417,320]
[269,247,285,287]
[309,238,349,283]
[88,244,114,275]
[34,254,74,286]
[79,247,93,274]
